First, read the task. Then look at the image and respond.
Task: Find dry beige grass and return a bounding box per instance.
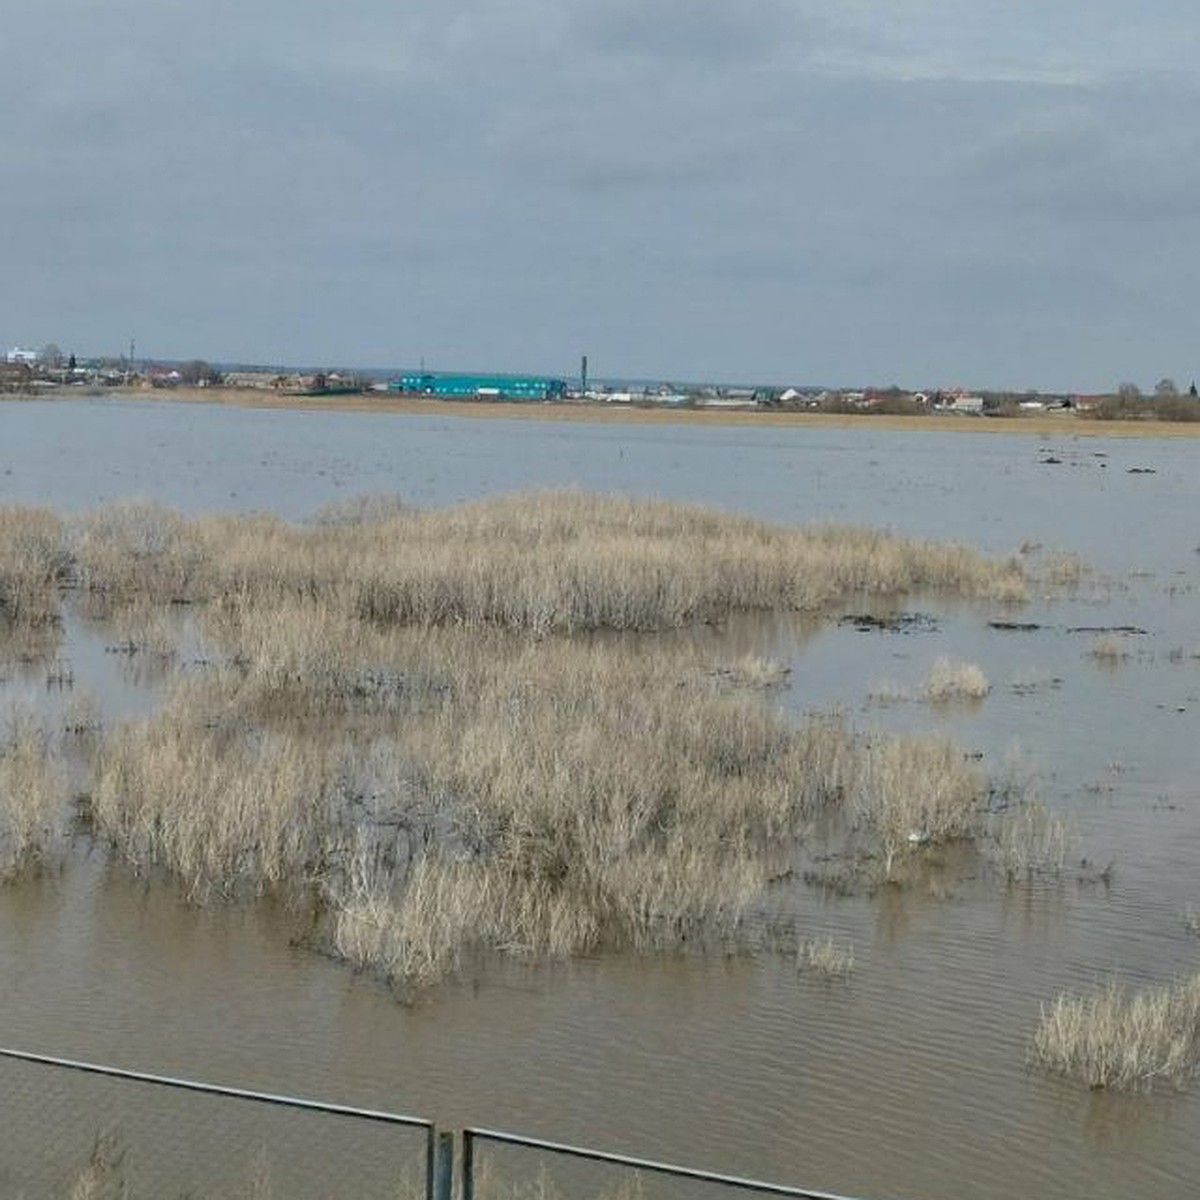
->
[0,706,65,879]
[0,505,68,632]
[89,616,987,989]
[0,494,1040,988]
[72,500,207,606]
[1089,634,1130,663]
[1030,975,1200,1091]
[63,492,1030,634]
[797,937,854,978]
[853,734,986,879]
[993,801,1077,882]
[921,657,990,703]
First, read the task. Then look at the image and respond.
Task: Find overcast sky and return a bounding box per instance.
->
[4,2,1199,389]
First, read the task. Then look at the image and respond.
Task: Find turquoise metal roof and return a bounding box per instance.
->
[389,373,567,399]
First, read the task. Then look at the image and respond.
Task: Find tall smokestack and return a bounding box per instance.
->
[581,354,588,394]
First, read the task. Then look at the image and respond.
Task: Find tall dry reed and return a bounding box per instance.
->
[0,505,68,627]
[853,734,986,879]
[0,706,65,879]
[46,491,1036,990]
[88,604,1000,991]
[1030,975,1200,1091]
[61,491,1029,633]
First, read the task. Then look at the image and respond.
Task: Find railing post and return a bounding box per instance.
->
[424,1127,437,1200]
[433,1131,455,1200]
[462,1129,476,1200]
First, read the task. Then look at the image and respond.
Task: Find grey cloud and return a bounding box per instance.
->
[960,89,1200,223]
[4,0,1200,388]
[572,0,810,64]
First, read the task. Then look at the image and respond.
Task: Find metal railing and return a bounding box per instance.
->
[462,1126,874,1200]
[2,1046,879,1200]
[0,1046,439,1200]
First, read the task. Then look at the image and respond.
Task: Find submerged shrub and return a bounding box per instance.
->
[55,492,1049,992]
[797,937,854,979]
[921,656,990,702]
[0,707,65,879]
[1030,975,1200,1092]
[1089,634,1130,664]
[74,491,1029,634]
[73,500,207,604]
[994,800,1077,881]
[0,506,68,628]
[853,734,986,879]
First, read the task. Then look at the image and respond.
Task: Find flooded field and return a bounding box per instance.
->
[1,397,1198,1199]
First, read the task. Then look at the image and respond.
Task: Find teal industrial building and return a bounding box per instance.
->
[389,372,568,401]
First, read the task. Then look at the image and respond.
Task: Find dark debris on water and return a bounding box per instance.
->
[838,612,940,634]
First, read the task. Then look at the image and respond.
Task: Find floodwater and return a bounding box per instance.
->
[1,398,1199,1199]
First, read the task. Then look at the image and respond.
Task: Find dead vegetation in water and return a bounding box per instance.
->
[63,491,1028,634]
[87,609,1026,992]
[1030,974,1200,1092]
[64,1130,279,1200]
[993,800,1078,882]
[0,506,69,669]
[0,495,1047,991]
[0,506,69,625]
[797,937,854,979]
[853,734,987,879]
[0,705,65,880]
[1088,633,1131,664]
[920,657,990,703]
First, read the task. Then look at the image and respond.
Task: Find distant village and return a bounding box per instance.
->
[3,343,1198,420]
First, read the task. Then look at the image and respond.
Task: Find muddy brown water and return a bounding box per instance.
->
[1,399,1199,1198]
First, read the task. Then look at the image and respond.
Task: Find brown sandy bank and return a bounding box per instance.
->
[23,385,1200,438]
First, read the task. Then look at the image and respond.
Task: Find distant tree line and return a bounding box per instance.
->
[1085,379,1200,422]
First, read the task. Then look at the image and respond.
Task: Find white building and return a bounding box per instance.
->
[6,347,38,365]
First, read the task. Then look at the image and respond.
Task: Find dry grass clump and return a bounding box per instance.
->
[797,937,854,978]
[63,687,104,739]
[0,706,65,879]
[49,491,1040,992]
[853,734,987,879]
[0,505,68,628]
[920,657,990,703]
[87,592,1008,991]
[67,492,1027,634]
[1040,551,1087,588]
[92,695,347,899]
[707,654,792,690]
[1030,975,1200,1091]
[1089,634,1130,664]
[994,801,1078,881]
[72,500,209,606]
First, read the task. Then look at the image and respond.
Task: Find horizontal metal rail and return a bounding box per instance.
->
[463,1126,879,1200]
[0,1046,438,1200]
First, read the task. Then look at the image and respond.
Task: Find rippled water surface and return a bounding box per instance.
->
[1,399,1198,1198]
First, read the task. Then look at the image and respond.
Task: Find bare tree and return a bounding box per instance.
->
[179,360,222,386]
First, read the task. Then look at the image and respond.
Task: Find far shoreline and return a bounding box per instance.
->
[12,385,1200,438]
